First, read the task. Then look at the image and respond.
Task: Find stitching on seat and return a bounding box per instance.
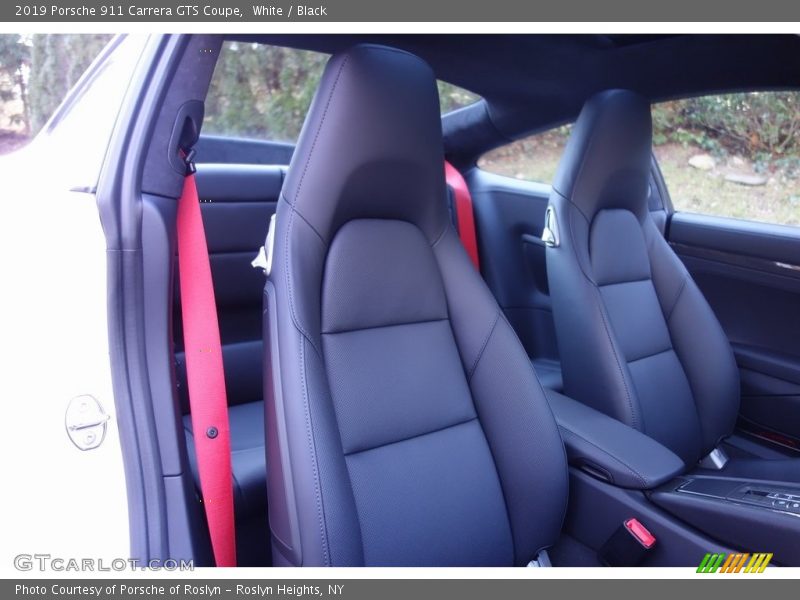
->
[597,277,652,287]
[431,243,524,563]
[322,317,447,336]
[557,425,649,488]
[645,229,707,450]
[664,276,688,322]
[562,205,641,431]
[467,311,501,382]
[590,277,641,431]
[430,220,449,248]
[304,339,366,565]
[290,56,349,208]
[344,416,478,458]
[283,202,323,357]
[299,335,330,566]
[627,346,673,365]
[283,192,327,247]
[281,54,348,359]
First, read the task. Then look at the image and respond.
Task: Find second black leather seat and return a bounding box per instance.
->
[546,89,800,483]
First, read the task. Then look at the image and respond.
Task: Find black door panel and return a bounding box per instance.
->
[735,343,800,449]
[669,213,800,263]
[668,212,800,446]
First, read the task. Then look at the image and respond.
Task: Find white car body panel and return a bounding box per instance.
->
[0,159,130,572]
[0,36,150,574]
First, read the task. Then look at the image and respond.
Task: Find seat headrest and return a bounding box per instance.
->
[281,44,448,244]
[552,89,652,218]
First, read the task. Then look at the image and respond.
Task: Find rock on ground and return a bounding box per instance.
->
[724,173,768,186]
[689,154,716,171]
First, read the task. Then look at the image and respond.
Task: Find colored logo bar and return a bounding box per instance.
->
[697,553,773,573]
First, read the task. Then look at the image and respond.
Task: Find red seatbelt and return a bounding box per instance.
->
[445,161,480,270]
[177,155,237,567]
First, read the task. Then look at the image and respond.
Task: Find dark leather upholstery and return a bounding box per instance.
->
[546,90,741,467]
[264,44,568,566]
[546,390,684,490]
[175,164,508,530]
[532,358,564,392]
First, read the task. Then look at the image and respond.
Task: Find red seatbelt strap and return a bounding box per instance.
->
[445,161,480,270]
[176,153,237,567]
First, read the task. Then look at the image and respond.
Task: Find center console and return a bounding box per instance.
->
[670,477,800,514]
[546,389,799,566]
[650,476,800,565]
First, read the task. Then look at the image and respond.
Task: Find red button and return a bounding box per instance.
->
[625,518,656,549]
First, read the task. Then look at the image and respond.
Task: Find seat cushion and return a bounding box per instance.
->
[320,219,515,566]
[184,400,266,518]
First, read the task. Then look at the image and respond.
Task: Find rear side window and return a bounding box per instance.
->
[478,125,572,184]
[203,42,327,143]
[437,81,480,113]
[481,93,800,227]
[653,92,800,227]
[203,41,482,143]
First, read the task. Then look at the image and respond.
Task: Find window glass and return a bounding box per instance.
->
[478,125,572,184]
[36,35,146,188]
[652,92,800,226]
[203,42,327,142]
[203,42,482,142]
[437,80,480,113]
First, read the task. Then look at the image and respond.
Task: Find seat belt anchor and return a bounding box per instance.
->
[527,550,552,567]
[183,147,197,175]
[599,518,656,566]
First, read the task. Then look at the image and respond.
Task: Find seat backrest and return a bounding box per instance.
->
[173,164,469,415]
[545,89,740,466]
[264,44,568,566]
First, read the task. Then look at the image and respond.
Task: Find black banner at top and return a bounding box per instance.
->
[3,0,800,22]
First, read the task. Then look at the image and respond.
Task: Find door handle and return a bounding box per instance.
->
[522,233,547,247]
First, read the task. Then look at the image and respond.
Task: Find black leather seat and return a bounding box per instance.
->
[263,44,569,566]
[176,163,506,565]
[546,89,800,481]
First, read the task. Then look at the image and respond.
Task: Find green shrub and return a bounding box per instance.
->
[203,42,327,142]
[652,92,800,162]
